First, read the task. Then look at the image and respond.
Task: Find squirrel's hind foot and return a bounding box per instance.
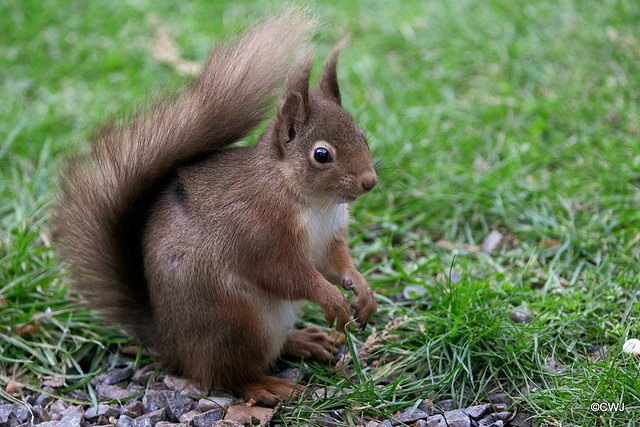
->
[239,376,304,407]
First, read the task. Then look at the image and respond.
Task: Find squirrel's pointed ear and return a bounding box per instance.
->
[318,37,349,105]
[276,56,312,147]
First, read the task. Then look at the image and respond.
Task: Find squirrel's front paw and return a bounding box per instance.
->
[319,287,351,332]
[343,274,377,328]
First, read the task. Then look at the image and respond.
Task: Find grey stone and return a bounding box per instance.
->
[148,382,169,391]
[108,354,128,368]
[34,405,52,423]
[402,285,427,300]
[124,401,144,418]
[392,408,430,424]
[11,404,31,423]
[463,404,490,419]
[490,412,511,421]
[136,408,166,426]
[481,230,503,253]
[509,307,532,324]
[156,423,188,427]
[126,383,145,396]
[95,384,131,401]
[212,422,243,427]
[91,371,112,386]
[162,376,191,393]
[36,422,59,427]
[116,415,138,427]
[85,405,120,421]
[178,409,201,424]
[425,414,447,427]
[198,397,234,412]
[478,417,503,427]
[65,390,88,402]
[0,404,13,423]
[36,394,52,408]
[443,410,470,427]
[509,413,535,427]
[192,409,223,427]
[179,384,209,397]
[376,421,392,427]
[448,270,463,284]
[103,366,135,386]
[275,368,303,384]
[166,395,193,422]
[414,420,427,427]
[131,366,155,385]
[544,356,566,374]
[57,406,85,427]
[365,421,379,427]
[435,399,454,411]
[492,404,507,412]
[95,414,110,425]
[142,390,175,413]
[49,401,68,416]
[487,393,511,405]
[312,387,344,400]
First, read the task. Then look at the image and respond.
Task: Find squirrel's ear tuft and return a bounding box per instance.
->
[283,54,313,117]
[276,57,312,149]
[318,37,349,105]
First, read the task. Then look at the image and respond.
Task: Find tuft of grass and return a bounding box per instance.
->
[1,0,639,425]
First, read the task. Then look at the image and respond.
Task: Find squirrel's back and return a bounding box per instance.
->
[52,9,314,344]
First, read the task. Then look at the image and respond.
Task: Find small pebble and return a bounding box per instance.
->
[487,393,512,405]
[166,395,193,422]
[57,405,85,427]
[198,397,234,412]
[50,400,69,416]
[179,409,201,424]
[192,409,222,427]
[116,415,137,427]
[435,399,455,412]
[136,408,166,425]
[162,376,191,393]
[95,384,131,401]
[443,410,470,427]
[402,285,427,300]
[11,404,32,423]
[0,404,13,424]
[481,230,503,253]
[275,368,303,384]
[5,381,19,394]
[425,414,446,427]
[509,307,532,324]
[392,407,430,424]
[103,366,135,385]
[85,404,120,420]
[623,338,640,355]
[124,401,144,418]
[463,404,490,419]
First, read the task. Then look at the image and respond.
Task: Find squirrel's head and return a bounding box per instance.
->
[270,40,377,205]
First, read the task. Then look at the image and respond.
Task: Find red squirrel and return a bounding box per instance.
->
[53,9,377,406]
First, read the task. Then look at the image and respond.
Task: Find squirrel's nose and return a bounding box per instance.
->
[361,173,377,193]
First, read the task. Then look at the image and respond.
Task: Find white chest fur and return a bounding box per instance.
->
[303,202,348,266]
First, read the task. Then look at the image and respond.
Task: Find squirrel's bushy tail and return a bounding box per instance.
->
[53,9,314,344]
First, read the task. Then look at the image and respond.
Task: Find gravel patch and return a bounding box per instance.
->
[5,359,537,427]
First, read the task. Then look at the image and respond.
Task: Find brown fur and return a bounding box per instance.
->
[53,9,377,406]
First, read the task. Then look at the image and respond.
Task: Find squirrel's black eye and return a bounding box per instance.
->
[287,127,296,142]
[314,147,331,163]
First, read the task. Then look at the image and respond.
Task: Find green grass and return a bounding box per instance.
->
[2,0,640,425]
